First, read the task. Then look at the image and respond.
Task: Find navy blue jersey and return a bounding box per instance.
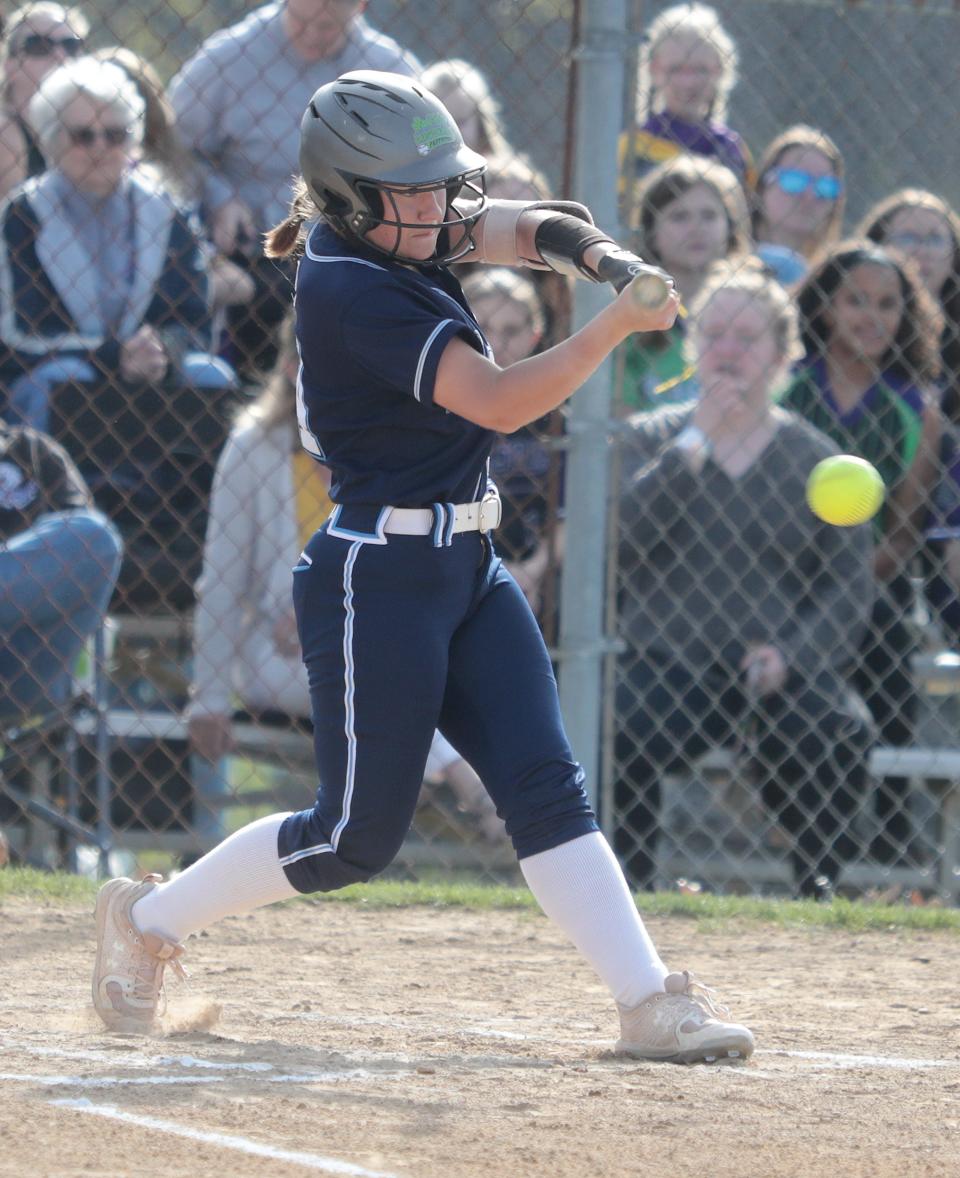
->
[295,222,496,506]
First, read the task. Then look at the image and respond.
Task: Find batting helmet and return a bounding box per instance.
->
[299,70,488,263]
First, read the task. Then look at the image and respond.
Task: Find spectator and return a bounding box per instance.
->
[460,267,558,623]
[187,316,503,845]
[0,2,88,199]
[782,241,944,866]
[620,1,752,226]
[859,188,960,425]
[422,57,569,348]
[420,58,550,204]
[615,259,875,900]
[860,189,960,643]
[752,125,845,287]
[617,154,750,414]
[0,56,233,431]
[167,0,421,377]
[92,45,256,322]
[0,417,121,726]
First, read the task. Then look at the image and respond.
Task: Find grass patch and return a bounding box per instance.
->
[0,866,98,904]
[2,866,959,932]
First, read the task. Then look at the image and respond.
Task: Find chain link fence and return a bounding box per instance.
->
[1,0,959,902]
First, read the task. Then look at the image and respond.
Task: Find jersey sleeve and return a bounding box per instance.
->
[340,282,483,407]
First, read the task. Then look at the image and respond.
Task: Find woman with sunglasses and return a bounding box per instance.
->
[752,125,845,286]
[0,2,88,199]
[0,55,231,431]
[0,56,235,610]
[781,241,944,868]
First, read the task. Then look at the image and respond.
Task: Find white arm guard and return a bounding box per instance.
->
[465,198,596,269]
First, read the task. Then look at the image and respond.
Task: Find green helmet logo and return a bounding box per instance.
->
[412,113,458,156]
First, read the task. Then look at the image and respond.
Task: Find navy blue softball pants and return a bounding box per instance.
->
[278,516,598,893]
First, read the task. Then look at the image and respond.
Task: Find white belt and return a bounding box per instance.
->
[383,491,502,536]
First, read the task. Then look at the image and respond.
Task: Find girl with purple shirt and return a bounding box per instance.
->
[619,2,753,221]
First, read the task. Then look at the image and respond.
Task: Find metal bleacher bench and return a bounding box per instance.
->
[72,713,960,899]
[73,619,960,897]
[663,744,960,901]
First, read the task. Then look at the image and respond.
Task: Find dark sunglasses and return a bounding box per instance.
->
[64,125,131,148]
[768,167,843,201]
[15,33,85,58]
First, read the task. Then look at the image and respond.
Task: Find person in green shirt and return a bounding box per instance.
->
[616,154,750,415]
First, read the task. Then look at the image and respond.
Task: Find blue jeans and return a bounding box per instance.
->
[7,353,236,432]
[0,510,122,723]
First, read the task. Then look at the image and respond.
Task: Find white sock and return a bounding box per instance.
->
[131,813,299,943]
[520,831,668,1008]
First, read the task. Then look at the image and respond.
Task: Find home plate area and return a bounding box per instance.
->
[2,900,959,1177]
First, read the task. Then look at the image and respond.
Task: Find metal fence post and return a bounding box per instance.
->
[557,0,629,809]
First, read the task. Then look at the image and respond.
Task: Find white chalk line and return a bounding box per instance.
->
[759,1048,959,1070]
[284,1013,960,1072]
[1,1072,226,1089]
[0,1041,419,1093]
[0,1038,274,1072]
[50,1098,400,1178]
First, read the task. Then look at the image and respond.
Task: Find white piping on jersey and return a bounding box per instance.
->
[294,336,325,461]
[303,246,388,271]
[279,841,333,867]
[414,319,455,402]
[330,540,362,851]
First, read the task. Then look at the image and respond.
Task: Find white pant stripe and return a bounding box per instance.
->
[330,541,362,851]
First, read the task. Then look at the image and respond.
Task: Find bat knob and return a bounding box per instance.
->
[629,271,674,310]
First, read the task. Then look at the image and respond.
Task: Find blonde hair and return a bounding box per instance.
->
[637,3,738,123]
[240,313,300,435]
[421,57,550,202]
[686,258,804,374]
[264,175,322,259]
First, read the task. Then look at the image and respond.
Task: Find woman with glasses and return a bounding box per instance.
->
[0,56,232,430]
[752,125,845,286]
[860,189,960,646]
[860,190,960,424]
[0,56,236,610]
[0,2,88,199]
[781,241,944,868]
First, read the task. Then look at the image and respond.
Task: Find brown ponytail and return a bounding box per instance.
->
[263,177,324,259]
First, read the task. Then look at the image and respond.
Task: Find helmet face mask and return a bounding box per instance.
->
[353,171,487,263]
[300,70,488,264]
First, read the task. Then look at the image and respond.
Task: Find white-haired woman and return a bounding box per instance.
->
[620,2,753,218]
[0,55,233,432]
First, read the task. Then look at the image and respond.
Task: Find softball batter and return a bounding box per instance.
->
[92,71,753,1064]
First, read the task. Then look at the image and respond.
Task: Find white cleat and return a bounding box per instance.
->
[92,874,187,1033]
[615,970,755,1065]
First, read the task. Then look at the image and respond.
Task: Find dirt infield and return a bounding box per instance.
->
[2,897,959,1178]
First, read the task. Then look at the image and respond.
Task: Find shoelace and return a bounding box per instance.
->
[127,940,188,1008]
[678,972,731,1019]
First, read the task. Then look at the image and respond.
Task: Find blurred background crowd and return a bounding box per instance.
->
[1,0,958,905]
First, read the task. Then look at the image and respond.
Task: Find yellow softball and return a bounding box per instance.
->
[805,454,885,527]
